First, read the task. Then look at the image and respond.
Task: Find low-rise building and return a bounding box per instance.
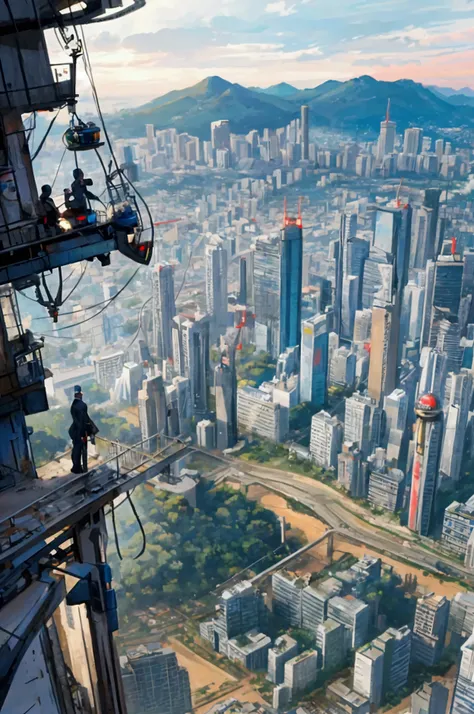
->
[411,680,449,714]
[327,679,370,714]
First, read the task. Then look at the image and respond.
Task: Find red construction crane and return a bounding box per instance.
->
[153,218,183,227]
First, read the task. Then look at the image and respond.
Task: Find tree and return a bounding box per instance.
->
[88,382,110,404]
[29,430,67,465]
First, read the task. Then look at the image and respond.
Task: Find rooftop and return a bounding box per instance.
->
[328,595,368,615]
[222,581,254,600]
[229,630,271,654]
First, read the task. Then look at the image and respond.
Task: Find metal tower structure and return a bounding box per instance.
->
[0,3,188,713]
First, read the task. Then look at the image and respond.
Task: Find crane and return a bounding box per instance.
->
[154,218,182,227]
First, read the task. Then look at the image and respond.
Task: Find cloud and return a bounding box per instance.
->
[265,1,297,16]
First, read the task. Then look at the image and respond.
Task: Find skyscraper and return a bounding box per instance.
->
[205,235,228,338]
[341,275,359,340]
[214,333,238,451]
[280,205,303,353]
[376,99,396,163]
[253,234,281,357]
[211,119,231,151]
[439,371,473,484]
[452,629,474,714]
[138,374,168,452]
[152,263,176,362]
[403,127,423,155]
[121,644,191,714]
[334,212,358,334]
[301,104,309,160]
[172,313,210,417]
[300,311,331,407]
[367,207,411,403]
[408,393,443,536]
[427,240,464,347]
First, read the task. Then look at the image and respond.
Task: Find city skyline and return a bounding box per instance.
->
[59,0,474,111]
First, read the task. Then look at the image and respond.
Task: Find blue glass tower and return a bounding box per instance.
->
[280,208,303,353]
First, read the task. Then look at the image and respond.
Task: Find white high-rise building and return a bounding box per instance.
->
[284,651,318,693]
[310,411,343,469]
[237,386,289,443]
[172,313,210,417]
[344,393,381,459]
[196,419,215,449]
[376,100,396,163]
[353,643,384,708]
[412,593,449,667]
[205,236,228,337]
[353,309,372,343]
[94,351,125,391]
[452,629,474,714]
[440,371,473,485]
[403,127,423,155]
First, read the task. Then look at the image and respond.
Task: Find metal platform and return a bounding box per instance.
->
[0,435,192,568]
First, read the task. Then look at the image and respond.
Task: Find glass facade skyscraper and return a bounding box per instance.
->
[280,217,303,354]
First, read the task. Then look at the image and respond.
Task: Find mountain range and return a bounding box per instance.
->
[108,75,474,140]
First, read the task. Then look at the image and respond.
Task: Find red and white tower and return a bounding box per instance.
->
[408,393,443,535]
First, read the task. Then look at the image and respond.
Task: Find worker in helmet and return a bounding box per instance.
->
[39,184,59,231]
[68,386,98,474]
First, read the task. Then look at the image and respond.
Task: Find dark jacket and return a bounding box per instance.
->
[68,399,98,441]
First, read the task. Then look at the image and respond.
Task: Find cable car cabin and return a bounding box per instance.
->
[63,121,104,152]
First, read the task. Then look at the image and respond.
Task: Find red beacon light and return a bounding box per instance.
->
[415,392,441,419]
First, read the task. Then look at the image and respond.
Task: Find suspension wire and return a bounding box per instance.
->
[128,491,147,560]
[52,147,67,191]
[110,500,123,561]
[125,296,152,350]
[61,263,87,304]
[31,107,64,161]
[37,267,141,335]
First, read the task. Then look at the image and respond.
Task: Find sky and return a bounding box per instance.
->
[52,0,474,110]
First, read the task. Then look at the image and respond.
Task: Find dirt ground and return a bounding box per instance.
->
[249,486,467,599]
[194,681,267,714]
[167,637,236,703]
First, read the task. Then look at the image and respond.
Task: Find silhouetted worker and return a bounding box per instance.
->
[39,184,59,229]
[68,386,98,474]
[65,168,99,214]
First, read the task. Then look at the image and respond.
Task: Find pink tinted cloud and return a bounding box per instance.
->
[369,49,474,88]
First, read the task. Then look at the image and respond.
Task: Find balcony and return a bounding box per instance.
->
[0,63,74,113]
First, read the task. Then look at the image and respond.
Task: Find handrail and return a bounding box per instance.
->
[0,432,187,529]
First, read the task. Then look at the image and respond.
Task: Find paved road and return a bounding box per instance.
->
[197,448,474,585]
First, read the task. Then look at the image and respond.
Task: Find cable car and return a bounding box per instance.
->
[63,119,104,152]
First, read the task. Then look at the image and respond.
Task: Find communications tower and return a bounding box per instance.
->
[408,393,443,536]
